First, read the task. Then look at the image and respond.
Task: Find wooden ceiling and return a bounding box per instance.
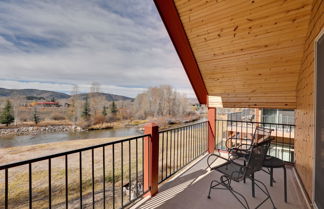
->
[173,0,313,109]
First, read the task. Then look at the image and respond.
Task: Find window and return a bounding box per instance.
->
[262,109,294,125]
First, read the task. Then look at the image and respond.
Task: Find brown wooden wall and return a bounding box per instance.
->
[174,0,313,109]
[295,0,324,199]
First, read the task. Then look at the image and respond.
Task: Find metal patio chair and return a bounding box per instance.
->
[207,138,276,209]
[226,126,273,160]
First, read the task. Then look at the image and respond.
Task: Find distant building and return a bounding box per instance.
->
[30,101,60,107]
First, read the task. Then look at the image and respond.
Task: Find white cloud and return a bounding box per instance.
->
[0,0,195,98]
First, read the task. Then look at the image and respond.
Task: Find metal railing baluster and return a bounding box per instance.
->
[103,147,106,209]
[29,163,32,209]
[65,154,68,209]
[49,159,51,209]
[79,152,82,208]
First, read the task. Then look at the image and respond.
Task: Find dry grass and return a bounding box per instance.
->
[88,123,113,130]
[128,120,148,126]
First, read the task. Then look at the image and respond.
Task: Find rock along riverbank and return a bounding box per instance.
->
[0,125,83,137]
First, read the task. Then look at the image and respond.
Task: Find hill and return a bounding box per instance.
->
[76,92,133,102]
[0,88,133,101]
[0,88,70,99]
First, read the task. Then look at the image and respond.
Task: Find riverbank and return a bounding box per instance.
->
[0,120,135,137]
[0,115,202,137]
[0,125,83,137]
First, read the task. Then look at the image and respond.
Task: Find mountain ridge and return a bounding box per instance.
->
[0,88,133,101]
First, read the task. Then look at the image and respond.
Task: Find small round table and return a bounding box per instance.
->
[262,156,287,202]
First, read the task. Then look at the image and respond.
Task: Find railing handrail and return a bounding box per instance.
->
[0,120,209,169]
[0,134,150,170]
[215,119,295,163]
[216,119,295,127]
[159,120,208,133]
[158,120,208,183]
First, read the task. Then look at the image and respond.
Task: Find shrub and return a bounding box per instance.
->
[51,113,66,121]
[33,108,40,125]
[78,120,91,129]
[93,115,106,125]
[20,117,29,122]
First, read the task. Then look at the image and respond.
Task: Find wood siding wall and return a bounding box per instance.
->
[174,0,312,109]
[295,0,323,199]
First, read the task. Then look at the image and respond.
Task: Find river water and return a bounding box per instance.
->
[0,118,207,148]
[0,127,141,148]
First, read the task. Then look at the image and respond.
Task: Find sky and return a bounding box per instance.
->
[0,0,195,98]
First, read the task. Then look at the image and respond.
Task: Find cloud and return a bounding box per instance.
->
[0,0,195,98]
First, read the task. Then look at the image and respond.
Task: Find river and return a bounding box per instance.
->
[0,118,207,148]
[0,127,141,148]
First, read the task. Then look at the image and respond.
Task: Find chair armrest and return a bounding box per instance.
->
[226,138,252,150]
[207,153,231,170]
[236,143,252,150]
[230,147,250,153]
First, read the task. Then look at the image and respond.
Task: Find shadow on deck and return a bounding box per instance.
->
[136,154,308,209]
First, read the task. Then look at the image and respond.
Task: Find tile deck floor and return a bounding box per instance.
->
[136,154,308,209]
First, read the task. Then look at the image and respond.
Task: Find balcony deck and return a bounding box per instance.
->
[136,154,308,209]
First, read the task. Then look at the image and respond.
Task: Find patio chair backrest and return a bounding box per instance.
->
[243,137,272,178]
[252,126,273,145]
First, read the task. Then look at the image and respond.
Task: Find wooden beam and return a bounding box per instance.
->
[208,107,216,153]
[154,0,208,104]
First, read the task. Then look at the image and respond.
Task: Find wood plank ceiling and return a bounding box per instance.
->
[174,0,313,109]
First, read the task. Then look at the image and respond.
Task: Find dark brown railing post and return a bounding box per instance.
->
[208,107,216,153]
[144,123,159,196]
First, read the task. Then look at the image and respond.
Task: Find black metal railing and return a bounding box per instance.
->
[215,120,295,163]
[158,121,208,183]
[0,135,150,209]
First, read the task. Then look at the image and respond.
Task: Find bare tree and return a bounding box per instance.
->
[117,100,132,120]
[132,85,192,119]
[89,82,101,117]
[68,85,80,124]
[12,96,24,125]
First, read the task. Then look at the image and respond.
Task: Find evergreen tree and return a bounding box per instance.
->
[102,105,108,116]
[33,108,40,125]
[0,100,14,126]
[109,101,118,121]
[82,96,91,120]
[110,101,118,114]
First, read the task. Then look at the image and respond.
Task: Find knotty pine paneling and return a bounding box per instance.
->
[295,0,323,199]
